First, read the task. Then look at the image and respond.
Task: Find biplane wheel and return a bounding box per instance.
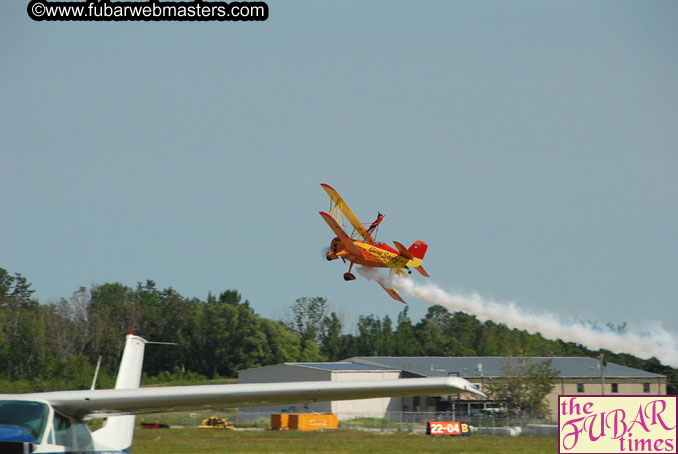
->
[343,273,356,281]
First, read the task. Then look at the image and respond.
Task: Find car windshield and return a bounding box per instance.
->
[0,400,50,442]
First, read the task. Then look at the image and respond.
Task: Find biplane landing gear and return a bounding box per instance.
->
[344,262,356,281]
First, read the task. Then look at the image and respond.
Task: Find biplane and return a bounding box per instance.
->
[319,183,430,303]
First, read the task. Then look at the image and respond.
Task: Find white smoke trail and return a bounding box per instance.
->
[357,267,678,367]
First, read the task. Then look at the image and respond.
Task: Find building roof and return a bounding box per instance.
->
[343,357,664,379]
[288,362,398,372]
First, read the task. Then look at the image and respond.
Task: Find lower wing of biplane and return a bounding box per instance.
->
[377,278,407,304]
[319,183,430,304]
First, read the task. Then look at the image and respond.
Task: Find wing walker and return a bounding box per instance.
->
[319,183,430,303]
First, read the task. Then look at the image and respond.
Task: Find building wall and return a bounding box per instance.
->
[238,364,330,383]
[330,371,402,417]
[452,375,667,421]
[237,363,667,423]
[544,377,668,420]
[400,395,442,413]
[237,365,333,420]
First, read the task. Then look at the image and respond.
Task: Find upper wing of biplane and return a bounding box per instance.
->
[321,183,376,244]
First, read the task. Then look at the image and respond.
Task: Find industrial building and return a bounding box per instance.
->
[237,362,402,420]
[347,356,667,419]
[237,357,666,421]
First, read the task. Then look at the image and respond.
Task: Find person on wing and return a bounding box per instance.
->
[367,212,385,237]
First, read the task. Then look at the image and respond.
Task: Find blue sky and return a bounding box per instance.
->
[2,1,676,336]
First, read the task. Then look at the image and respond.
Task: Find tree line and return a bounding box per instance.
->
[1,267,676,394]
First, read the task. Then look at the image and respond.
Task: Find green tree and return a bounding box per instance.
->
[198,290,288,377]
[476,322,523,356]
[393,307,422,356]
[415,306,471,356]
[447,311,480,355]
[0,269,43,378]
[286,297,328,344]
[134,284,200,376]
[354,314,394,356]
[89,282,138,369]
[487,358,559,418]
[259,318,303,364]
[0,268,13,304]
[320,312,344,361]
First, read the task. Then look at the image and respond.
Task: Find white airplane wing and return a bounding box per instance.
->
[0,333,485,453]
[17,375,484,419]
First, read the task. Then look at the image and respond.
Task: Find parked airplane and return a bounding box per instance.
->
[0,332,484,453]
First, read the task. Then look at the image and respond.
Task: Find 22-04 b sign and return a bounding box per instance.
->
[427,421,471,436]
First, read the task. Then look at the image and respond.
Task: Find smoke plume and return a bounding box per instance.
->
[358,267,678,367]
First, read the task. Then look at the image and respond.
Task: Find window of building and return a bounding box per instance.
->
[577,383,584,393]
[611,383,619,393]
[643,383,650,393]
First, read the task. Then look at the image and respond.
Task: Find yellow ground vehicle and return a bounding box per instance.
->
[198,415,234,429]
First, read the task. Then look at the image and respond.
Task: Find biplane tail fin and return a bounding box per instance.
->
[408,241,428,260]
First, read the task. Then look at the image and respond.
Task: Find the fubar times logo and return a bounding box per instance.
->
[559,396,677,453]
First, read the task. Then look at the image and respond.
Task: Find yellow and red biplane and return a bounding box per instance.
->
[319,183,430,304]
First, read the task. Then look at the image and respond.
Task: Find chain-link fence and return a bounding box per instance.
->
[234,410,555,433]
[135,409,555,435]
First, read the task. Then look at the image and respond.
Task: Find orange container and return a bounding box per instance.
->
[270,413,290,430]
[288,413,338,431]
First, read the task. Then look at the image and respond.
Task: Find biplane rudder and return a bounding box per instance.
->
[408,241,428,260]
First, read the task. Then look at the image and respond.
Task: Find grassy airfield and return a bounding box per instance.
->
[133,427,556,454]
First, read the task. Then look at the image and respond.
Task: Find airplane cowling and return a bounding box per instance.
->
[0,424,37,453]
[330,237,343,255]
[0,425,36,443]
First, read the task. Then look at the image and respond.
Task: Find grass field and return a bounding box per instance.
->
[133,427,557,454]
